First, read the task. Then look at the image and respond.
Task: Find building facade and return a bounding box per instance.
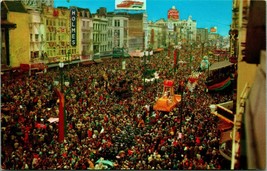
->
[128,13,145,52]
[92,8,108,55]
[78,7,93,60]
[42,6,80,63]
[107,12,129,50]
[4,1,30,67]
[147,20,167,49]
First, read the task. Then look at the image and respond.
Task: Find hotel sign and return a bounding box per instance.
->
[70,7,77,46]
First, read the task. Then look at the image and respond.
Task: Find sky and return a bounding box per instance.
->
[54,0,233,37]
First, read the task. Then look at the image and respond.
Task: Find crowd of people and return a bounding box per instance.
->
[1,46,232,170]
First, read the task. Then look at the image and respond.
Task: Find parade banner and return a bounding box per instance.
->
[207,77,231,91]
[54,88,65,142]
[173,49,177,69]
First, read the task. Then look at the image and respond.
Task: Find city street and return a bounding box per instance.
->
[1,46,232,169]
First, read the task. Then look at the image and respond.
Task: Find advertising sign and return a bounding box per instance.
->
[115,0,146,10]
[210,27,217,33]
[168,9,179,20]
[70,7,77,46]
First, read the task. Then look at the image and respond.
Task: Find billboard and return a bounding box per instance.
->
[115,0,146,10]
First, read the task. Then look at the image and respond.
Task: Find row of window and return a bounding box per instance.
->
[46,18,67,27]
[82,20,91,28]
[93,33,107,42]
[93,23,107,31]
[114,20,128,27]
[44,48,77,57]
[30,33,44,42]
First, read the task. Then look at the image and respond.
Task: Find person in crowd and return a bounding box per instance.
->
[1,45,231,170]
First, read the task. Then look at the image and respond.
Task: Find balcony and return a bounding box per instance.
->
[81,27,92,31]
[82,39,92,44]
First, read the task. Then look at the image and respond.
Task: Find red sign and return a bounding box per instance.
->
[210,27,217,33]
[168,9,179,20]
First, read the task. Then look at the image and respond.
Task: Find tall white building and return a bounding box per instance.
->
[78,8,93,59]
[92,9,108,55]
[107,13,129,50]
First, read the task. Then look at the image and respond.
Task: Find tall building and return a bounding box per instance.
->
[196,28,208,43]
[107,12,129,50]
[1,1,17,67]
[92,7,108,55]
[1,1,30,67]
[223,0,266,170]
[77,7,93,59]
[42,6,79,63]
[147,20,166,49]
[128,13,146,52]
[28,6,46,63]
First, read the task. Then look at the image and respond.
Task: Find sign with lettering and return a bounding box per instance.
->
[168,9,179,20]
[115,0,146,10]
[70,8,77,46]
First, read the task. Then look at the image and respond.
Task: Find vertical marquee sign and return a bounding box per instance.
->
[70,7,77,46]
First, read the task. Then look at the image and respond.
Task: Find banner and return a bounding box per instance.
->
[207,77,231,91]
[173,49,177,69]
[54,88,65,142]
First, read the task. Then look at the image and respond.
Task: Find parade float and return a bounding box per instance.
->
[205,60,234,92]
[153,80,181,112]
[187,72,201,92]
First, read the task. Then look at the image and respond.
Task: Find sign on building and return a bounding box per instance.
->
[70,7,77,46]
[168,6,179,20]
[210,26,217,33]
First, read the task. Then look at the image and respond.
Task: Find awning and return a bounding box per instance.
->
[209,60,233,71]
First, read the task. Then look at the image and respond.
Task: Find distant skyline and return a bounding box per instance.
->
[54,0,233,37]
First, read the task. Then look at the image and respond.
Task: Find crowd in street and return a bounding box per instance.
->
[1,46,232,170]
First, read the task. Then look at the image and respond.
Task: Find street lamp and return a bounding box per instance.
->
[154,71,159,96]
[143,51,149,92]
[59,62,64,92]
[189,42,193,74]
[66,49,71,71]
[53,62,70,142]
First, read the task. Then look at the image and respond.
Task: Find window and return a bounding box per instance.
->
[35,34,39,42]
[115,20,120,27]
[124,20,128,27]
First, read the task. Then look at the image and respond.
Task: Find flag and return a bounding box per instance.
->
[55,88,65,143]
[173,49,177,69]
